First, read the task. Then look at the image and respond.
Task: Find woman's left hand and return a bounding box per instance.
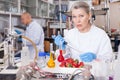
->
[80,52,96,62]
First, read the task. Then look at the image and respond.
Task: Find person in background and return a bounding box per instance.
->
[21,12,44,59]
[53,2,113,80]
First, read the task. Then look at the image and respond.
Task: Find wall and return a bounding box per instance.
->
[94,2,120,30]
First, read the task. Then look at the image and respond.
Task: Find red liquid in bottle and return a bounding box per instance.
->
[58,50,64,62]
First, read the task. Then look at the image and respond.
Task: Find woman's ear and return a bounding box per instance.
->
[88,12,92,20]
[88,12,93,24]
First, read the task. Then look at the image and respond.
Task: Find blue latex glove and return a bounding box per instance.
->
[80,52,96,62]
[17,37,22,42]
[15,29,22,42]
[15,29,22,34]
[52,35,66,50]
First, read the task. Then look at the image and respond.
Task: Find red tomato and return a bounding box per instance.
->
[65,58,74,64]
[66,62,73,67]
[59,61,66,67]
[72,62,79,68]
[78,62,84,68]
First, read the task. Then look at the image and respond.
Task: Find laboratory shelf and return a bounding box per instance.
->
[0,0,55,18]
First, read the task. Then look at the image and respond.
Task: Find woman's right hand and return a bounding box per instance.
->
[52,35,66,50]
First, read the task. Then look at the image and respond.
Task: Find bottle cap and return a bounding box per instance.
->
[46,52,50,56]
[39,52,46,57]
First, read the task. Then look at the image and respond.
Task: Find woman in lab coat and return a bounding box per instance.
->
[54,2,113,80]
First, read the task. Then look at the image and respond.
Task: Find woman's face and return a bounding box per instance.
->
[72,8,91,32]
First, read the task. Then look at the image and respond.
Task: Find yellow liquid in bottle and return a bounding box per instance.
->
[47,52,55,68]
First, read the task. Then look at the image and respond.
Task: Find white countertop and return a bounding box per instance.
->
[0,68,19,74]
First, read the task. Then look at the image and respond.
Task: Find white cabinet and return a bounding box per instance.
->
[38,0,48,17]
[0,0,18,13]
[48,3,55,18]
[26,0,37,16]
[0,0,55,18]
[22,0,55,18]
[38,0,55,18]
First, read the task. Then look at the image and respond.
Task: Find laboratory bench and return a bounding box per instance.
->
[0,60,89,80]
[0,68,18,80]
[0,74,16,80]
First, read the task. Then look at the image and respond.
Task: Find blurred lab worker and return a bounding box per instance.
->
[21,12,44,59]
[54,2,113,80]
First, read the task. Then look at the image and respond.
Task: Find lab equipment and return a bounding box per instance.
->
[16,62,94,80]
[52,35,66,50]
[80,52,96,62]
[0,13,16,69]
[16,62,37,80]
[17,37,22,42]
[66,43,83,53]
[0,41,9,68]
[52,34,83,53]
[68,69,90,80]
[4,13,16,69]
[0,34,38,70]
[57,50,64,62]
[15,30,22,42]
[50,43,53,51]
[55,35,64,45]
[37,52,46,68]
[21,46,30,66]
[46,52,50,62]
[0,33,3,43]
[0,13,40,80]
[15,29,22,34]
[22,35,38,61]
[47,52,55,68]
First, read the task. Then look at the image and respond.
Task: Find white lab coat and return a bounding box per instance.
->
[64,24,113,80]
[23,21,44,59]
[114,45,120,80]
[113,59,120,80]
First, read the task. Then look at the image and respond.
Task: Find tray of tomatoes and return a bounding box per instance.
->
[59,58,84,68]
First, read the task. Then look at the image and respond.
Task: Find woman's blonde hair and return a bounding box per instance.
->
[70,1,91,14]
